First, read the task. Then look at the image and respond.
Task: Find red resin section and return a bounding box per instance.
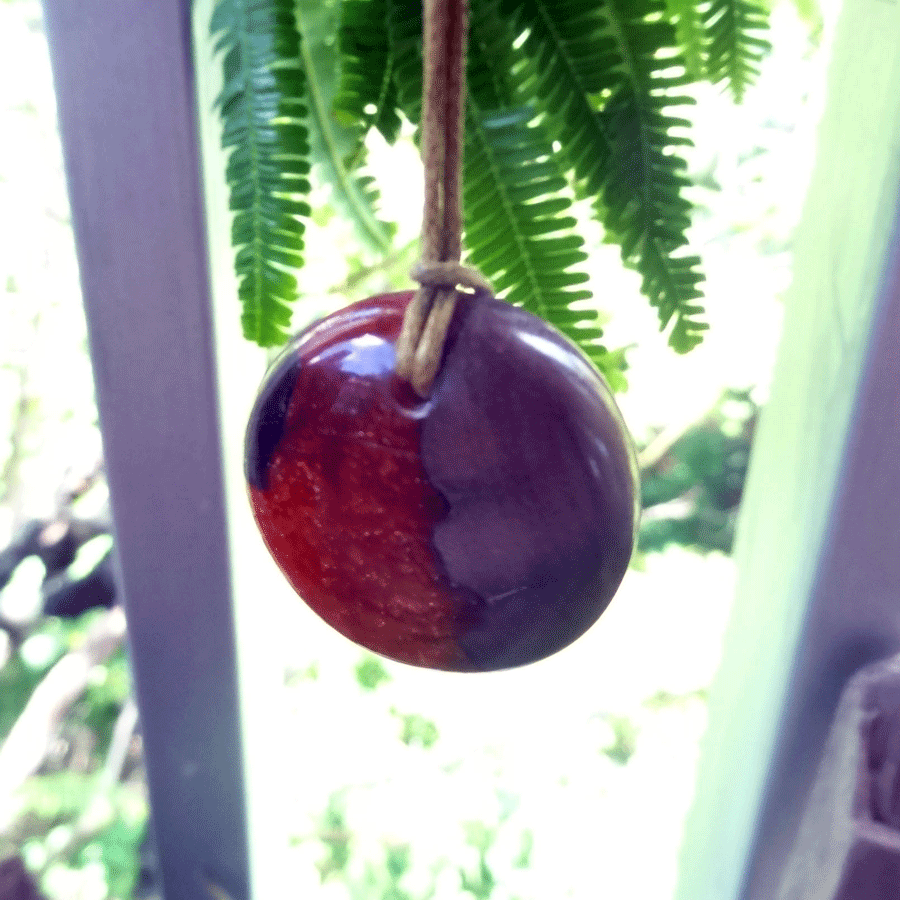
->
[248,296,474,670]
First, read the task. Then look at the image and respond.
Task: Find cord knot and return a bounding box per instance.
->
[396,0,478,399]
[395,262,493,399]
[410,260,494,295]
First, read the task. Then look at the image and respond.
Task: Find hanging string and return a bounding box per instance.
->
[395,0,493,398]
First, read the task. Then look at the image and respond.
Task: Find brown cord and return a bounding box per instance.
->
[411,260,493,293]
[395,0,491,398]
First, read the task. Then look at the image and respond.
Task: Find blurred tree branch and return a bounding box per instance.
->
[31,699,140,878]
[0,606,126,805]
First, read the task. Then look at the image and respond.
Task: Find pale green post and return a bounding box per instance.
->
[675,0,900,896]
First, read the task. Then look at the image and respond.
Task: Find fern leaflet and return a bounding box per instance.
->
[664,0,708,79]
[334,0,404,144]
[296,0,394,254]
[505,0,706,350]
[704,0,771,102]
[211,0,310,346]
[465,108,626,385]
[464,2,622,382]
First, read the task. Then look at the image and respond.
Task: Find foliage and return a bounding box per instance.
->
[210,0,770,369]
[302,787,536,900]
[355,654,392,690]
[210,0,311,346]
[295,0,396,254]
[0,652,52,739]
[77,649,132,752]
[638,389,757,554]
[16,771,145,900]
[392,709,439,748]
[600,714,639,764]
[703,0,772,101]
[0,610,146,900]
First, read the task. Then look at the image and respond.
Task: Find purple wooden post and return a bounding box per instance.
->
[41,2,250,898]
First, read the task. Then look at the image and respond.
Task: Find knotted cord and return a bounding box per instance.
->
[395,0,493,397]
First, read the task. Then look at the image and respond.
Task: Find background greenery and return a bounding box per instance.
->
[0,0,836,897]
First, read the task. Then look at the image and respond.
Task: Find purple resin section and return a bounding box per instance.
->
[424,297,639,669]
[245,354,301,491]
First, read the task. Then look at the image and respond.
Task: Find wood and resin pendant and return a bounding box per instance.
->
[246,292,639,671]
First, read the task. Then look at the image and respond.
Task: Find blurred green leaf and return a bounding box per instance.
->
[393,710,438,748]
[296,0,395,254]
[317,795,352,880]
[355,655,391,691]
[601,714,638,765]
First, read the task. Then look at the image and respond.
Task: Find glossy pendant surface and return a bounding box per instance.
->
[246,292,639,671]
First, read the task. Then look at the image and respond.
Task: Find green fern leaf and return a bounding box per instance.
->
[296,0,395,254]
[664,0,708,79]
[334,0,404,144]
[467,2,624,380]
[600,85,707,350]
[704,0,771,101]
[466,109,626,386]
[211,0,310,346]
[505,0,706,351]
[498,0,618,205]
[384,0,427,120]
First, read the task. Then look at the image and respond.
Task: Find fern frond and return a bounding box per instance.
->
[465,2,624,380]
[600,85,707,350]
[664,0,708,78]
[464,109,589,309]
[384,0,427,120]
[211,0,310,346]
[334,0,404,143]
[704,0,771,101]
[296,0,394,254]
[498,0,618,203]
[464,107,626,383]
[343,0,626,375]
[506,0,706,351]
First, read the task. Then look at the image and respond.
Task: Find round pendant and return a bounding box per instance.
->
[246,292,639,671]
